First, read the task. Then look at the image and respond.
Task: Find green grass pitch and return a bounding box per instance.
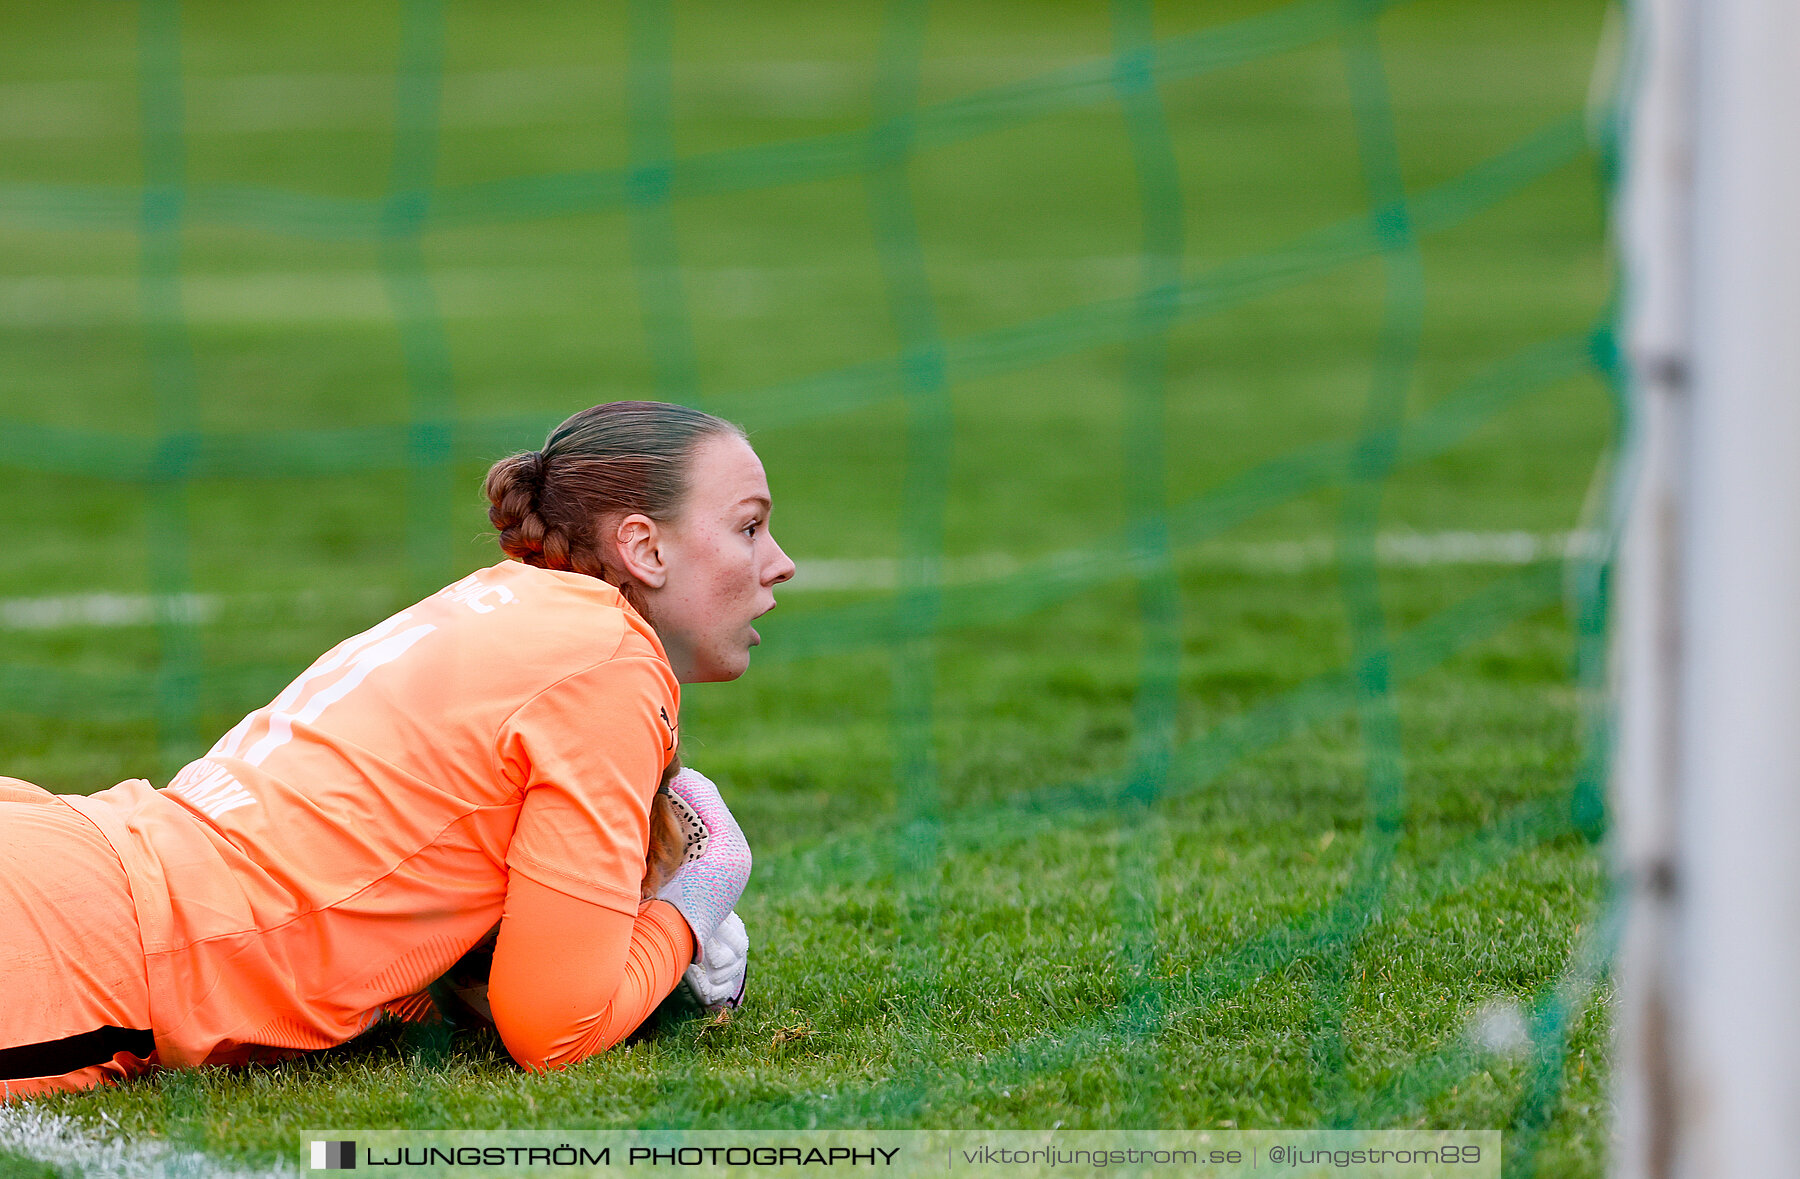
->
[0,0,1614,1174]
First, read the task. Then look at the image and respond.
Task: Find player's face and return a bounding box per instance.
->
[650,433,795,683]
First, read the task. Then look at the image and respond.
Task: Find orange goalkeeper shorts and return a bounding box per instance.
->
[0,777,155,1100]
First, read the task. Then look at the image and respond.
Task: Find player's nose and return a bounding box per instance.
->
[765,535,795,586]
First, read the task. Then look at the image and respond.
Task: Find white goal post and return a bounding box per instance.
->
[1615,0,1800,1176]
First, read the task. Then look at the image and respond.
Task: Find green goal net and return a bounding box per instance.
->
[0,0,1621,1172]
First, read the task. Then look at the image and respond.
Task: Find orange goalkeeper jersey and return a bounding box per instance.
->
[61,560,680,1068]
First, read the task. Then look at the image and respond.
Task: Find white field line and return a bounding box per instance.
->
[0,1104,295,1179]
[0,53,1553,143]
[0,533,1599,632]
[0,586,391,633]
[792,530,1604,591]
[0,592,218,631]
[0,59,1086,141]
[0,259,1143,328]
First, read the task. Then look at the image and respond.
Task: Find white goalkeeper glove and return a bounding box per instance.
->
[677,910,748,1012]
[654,767,753,955]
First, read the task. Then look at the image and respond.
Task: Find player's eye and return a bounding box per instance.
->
[743,520,761,539]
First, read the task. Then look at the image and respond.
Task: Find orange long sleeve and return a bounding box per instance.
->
[487,873,693,1071]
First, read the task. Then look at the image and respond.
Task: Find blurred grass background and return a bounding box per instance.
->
[0,0,1615,1174]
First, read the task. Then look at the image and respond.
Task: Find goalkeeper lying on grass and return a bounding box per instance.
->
[0,400,791,1099]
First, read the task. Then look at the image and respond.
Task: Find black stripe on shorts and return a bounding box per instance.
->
[0,1025,154,1080]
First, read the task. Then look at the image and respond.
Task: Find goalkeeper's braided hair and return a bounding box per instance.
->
[642,754,687,900]
[484,400,745,620]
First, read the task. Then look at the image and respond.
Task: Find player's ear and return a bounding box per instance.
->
[614,513,668,588]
